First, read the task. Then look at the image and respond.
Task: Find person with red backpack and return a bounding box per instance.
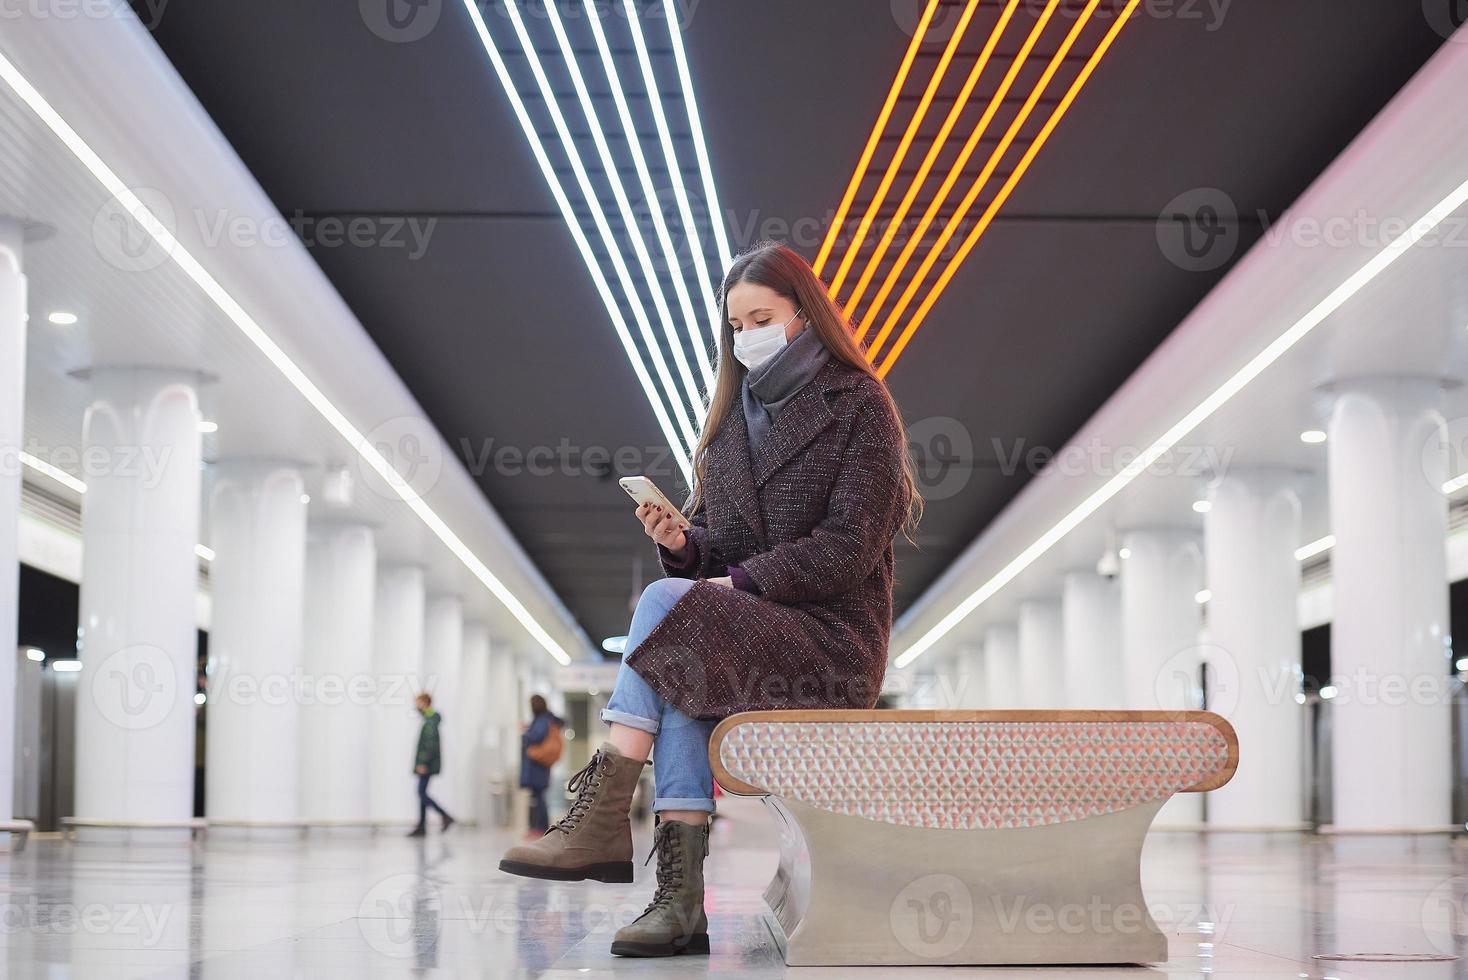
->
[519,694,563,837]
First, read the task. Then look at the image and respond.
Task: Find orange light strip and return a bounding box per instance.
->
[827,0,982,297]
[857,0,1068,347]
[877,0,1143,377]
[841,0,1023,324]
[864,0,1100,362]
[812,0,942,275]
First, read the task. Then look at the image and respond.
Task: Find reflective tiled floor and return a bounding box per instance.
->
[4,798,1468,978]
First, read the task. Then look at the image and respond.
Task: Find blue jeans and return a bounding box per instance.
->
[416,773,448,828]
[601,579,718,814]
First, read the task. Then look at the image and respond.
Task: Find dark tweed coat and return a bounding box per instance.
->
[625,358,909,719]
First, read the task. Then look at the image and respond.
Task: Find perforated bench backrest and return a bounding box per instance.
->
[711,709,1238,831]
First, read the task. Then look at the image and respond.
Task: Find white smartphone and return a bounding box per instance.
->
[618,476,691,531]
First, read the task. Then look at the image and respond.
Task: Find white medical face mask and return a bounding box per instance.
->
[732,309,801,372]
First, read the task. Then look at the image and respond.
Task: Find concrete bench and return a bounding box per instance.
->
[1,819,35,853]
[710,709,1238,967]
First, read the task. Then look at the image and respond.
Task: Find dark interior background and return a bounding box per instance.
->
[124,0,1458,647]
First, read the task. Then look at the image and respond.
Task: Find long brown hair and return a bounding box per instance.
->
[689,241,923,535]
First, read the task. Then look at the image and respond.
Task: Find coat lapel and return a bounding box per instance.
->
[749,360,852,487]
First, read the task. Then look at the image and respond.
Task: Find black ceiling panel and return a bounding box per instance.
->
[129,0,1454,644]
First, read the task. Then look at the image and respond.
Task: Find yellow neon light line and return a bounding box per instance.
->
[864,0,1101,362]
[827,0,982,298]
[841,0,1021,324]
[813,0,942,275]
[878,0,1142,376]
[854,0,1062,346]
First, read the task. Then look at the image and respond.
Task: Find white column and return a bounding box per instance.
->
[370,565,426,824]
[0,218,27,824]
[205,461,308,825]
[1328,377,1452,830]
[1017,600,1064,709]
[952,643,986,709]
[1120,527,1204,827]
[1062,570,1123,710]
[422,595,464,814]
[1204,469,1305,829]
[299,523,376,825]
[459,623,491,823]
[74,368,203,824]
[487,641,522,829]
[982,624,1021,708]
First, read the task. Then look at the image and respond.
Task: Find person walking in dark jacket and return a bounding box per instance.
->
[408,692,454,837]
[500,241,920,958]
[520,695,562,837]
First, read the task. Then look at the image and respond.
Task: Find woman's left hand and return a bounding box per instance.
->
[706,575,734,588]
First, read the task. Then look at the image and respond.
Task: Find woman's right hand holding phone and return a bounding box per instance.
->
[636,502,687,554]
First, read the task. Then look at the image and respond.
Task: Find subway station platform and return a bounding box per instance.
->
[3,797,1465,978]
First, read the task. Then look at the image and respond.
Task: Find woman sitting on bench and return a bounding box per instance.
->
[498,240,922,958]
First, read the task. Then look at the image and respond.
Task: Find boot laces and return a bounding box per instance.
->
[548,752,604,834]
[643,824,691,912]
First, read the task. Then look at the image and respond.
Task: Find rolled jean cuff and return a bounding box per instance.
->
[653,797,716,813]
[601,708,658,735]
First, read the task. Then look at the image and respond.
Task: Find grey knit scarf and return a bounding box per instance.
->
[741,327,830,452]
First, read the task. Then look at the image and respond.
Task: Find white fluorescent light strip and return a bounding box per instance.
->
[896,172,1468,668]
[538,1,705,416]
[0,50,575,666]
[623,0,723,348]
[582,0,714,389]
[1294,535,1334,562]
[660,0,733,273]
[19,451,86,494]
[459,0,693,485]
[502,1,699,453]
[1445,472,1468,495]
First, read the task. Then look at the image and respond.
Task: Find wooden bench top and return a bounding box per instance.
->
[710,709,1238,831]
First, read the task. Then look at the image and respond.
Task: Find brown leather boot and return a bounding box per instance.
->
[498,742,643,883]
